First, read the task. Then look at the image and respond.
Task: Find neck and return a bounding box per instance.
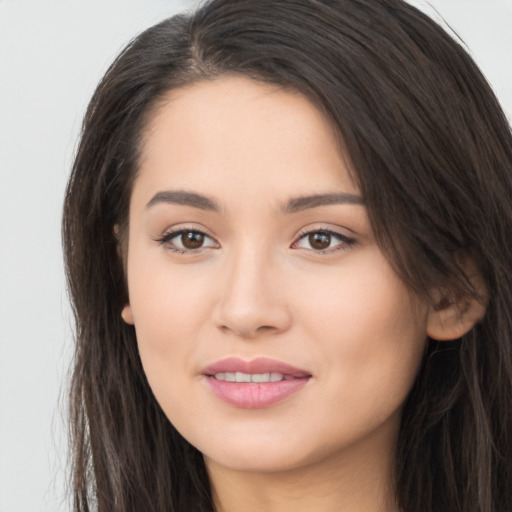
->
[205,427,400,512]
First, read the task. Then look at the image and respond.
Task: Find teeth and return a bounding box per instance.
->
[236,372,251,383]
[251,373,270,383]
[214,372,285,383]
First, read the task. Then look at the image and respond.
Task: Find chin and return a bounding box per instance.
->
[192,426,338,475]
[204,445,312,474]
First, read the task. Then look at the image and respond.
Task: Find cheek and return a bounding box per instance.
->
[296,253,426,340]
[128,240,217,330]
[126,256,217,396]
[291,250,428,409]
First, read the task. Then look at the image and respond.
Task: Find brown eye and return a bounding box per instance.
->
[308,232,331,250]
[293,229,355,253]
[158,229,218,253]
[181,231,205,249]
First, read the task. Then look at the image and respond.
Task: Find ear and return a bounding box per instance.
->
[427,266,487,341]
[121,304,134,325]
[115,224,133,325]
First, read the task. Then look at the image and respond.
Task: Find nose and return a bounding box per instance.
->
[213,245,292,339]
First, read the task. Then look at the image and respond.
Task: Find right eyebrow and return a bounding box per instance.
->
[146,190,220,212]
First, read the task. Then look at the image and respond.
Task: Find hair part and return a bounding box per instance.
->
[63,1,512,510]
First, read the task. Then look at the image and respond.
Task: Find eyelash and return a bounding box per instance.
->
[155,227,355,255]
[292,228,355,254]
[154,228,218,254]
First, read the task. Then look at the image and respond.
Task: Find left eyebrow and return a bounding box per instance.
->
[282,193,364,214]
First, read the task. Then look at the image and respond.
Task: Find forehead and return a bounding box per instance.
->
[134,75,359,206]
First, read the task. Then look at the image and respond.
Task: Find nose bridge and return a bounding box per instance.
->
[214,239,290,337]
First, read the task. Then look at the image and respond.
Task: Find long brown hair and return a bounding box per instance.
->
[62,0,512,510]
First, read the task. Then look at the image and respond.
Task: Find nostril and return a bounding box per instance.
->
[217,323,278,339]
[256,325,276,333]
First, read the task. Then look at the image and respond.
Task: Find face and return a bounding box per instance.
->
[123,75,431,475]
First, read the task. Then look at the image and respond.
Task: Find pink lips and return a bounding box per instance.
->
[203,357,311,409]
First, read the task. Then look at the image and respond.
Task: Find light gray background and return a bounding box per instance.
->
[0,1,510,511]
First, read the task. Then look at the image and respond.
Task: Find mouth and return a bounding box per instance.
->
[212,371,297,383]
[202,357,312,409]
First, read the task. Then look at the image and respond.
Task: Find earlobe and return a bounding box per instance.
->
[121,304,134,325]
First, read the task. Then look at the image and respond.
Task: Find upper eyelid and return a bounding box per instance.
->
[294,225,355,240]
[295,230,351,242]
[158,223,216,239]
[162,229,217,242]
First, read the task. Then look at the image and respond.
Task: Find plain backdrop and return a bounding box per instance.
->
[0,1,511,511]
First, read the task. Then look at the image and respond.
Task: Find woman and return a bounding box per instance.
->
[62,0,512,510]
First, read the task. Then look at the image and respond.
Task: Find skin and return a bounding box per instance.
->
[122,75,455,512]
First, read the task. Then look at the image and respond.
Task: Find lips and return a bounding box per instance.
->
[202,357,312,409]
[204,357,311,377]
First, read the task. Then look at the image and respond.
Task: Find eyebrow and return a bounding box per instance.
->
[146,190,364,213]
[282,193,364,213]
[146,190,220,211]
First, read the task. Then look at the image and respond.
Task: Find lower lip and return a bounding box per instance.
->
[205,376,310,409]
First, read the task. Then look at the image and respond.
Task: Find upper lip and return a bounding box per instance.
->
[203,357,311,378]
